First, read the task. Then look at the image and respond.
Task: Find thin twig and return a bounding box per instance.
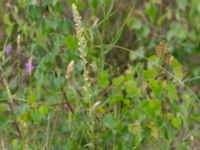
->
[61,87,74,113]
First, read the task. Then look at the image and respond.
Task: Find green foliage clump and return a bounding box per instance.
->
[0,0,200,149]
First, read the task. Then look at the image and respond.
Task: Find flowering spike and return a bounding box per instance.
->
[72,3,90,86]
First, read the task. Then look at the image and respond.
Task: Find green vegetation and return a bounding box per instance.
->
[0,0,200,149]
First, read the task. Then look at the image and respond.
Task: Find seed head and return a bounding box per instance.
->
[66,60,74,80]
[72,3,90,87]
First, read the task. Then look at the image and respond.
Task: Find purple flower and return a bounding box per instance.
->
[6,43,12,55]
[25,60,34,75]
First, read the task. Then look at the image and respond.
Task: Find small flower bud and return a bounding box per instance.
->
[6,43,12,55]
[25,57,34,75]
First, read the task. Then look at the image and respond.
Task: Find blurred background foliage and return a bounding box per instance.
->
[0,0,200,149]
[1,0,199,86]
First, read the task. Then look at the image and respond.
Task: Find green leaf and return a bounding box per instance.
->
[167,22,188,40]
[149,79,162,97]
[129,47,145,61]
[30,109,42,122]
[53,1,64,13]
[28,91,38,104]
[128,18,142,30]
[146,4,158,21]
[11,139,19,149]
[139,25,150,38]
[128,123,142,146]
[103,114,117,129]
[128,123,140,134]
[157,14,167,25]
[97,71,110,89]
[0,115,7,131]
[171,115,182,129]
[130,109,140,120]
[178,27,188,40]
[18,0,28,8]
[171,58,183,80]
[177,0,187,10]
[65,35,78,51]
[124,80,138,96]
[45,18,58,30]
[28,5,42,21]
[19,112,29,123]
[108,92,123,104]
[142,69,157,80]
[53,76,65,89]
[141,99,161,117]
[166,82,178,102]
[3,13,14,36]
[149,121,158,139]
[36,27,47,47]
[123,99,131,106]
[59,19,73,34]
[39,105,49,116]
[112,75,125,87]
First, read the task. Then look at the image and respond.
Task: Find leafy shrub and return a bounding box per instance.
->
[0,0,200,149]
